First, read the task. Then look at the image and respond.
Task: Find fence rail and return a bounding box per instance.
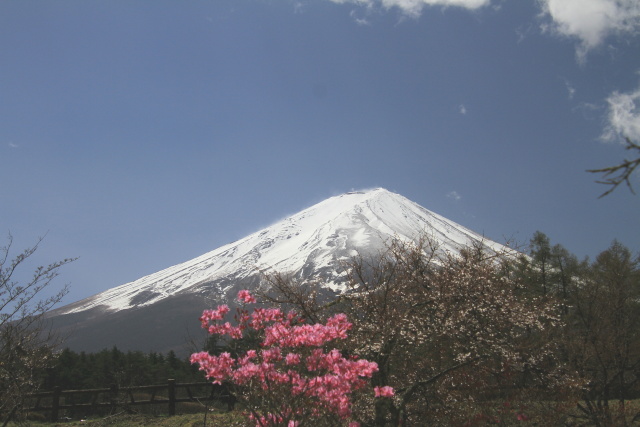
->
[25,380,234,422]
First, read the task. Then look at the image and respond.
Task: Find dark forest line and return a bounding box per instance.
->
[41,347,203,391]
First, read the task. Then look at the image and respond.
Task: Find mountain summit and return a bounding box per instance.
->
[48,188,506,353]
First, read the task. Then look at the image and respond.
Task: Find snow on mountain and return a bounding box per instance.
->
[47,188,513,354]
[55,188,506,316]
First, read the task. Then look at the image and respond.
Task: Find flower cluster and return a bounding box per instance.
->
[374,386,395,398]
[192,290,393,426]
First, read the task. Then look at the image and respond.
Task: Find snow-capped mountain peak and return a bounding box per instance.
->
[55,188,504,316]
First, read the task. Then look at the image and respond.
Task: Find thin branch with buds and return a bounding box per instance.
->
[588,137,640,198]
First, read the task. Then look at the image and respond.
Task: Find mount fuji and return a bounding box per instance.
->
[47,188,508,354]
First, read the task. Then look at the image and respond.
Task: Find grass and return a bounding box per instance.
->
[11,399,640,426]
[7,411,246,427]
[12,388,246,426]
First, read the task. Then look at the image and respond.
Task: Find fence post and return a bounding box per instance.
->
[50,386,61,422]
[168,379,176,416]
[109,383,118,413]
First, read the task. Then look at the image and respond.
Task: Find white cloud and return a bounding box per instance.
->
[565,80,576,99]
[350,9,371,25]
[539,0,640,60]
[329,0,491,17]
[459,104,467,115]
[294,2,305,13]
[8,142,19,148]
[383,0,489,16]
[447,191,462,201]
[602,83,640,143]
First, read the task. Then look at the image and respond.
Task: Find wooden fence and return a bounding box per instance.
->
[24,380,235,422]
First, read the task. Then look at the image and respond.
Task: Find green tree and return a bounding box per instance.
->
[566,241,640,425]
[518,231,582,313]
[528,231,553,295]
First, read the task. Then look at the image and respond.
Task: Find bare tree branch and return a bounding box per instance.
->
[0,234,76,424]
[588,137,640,198]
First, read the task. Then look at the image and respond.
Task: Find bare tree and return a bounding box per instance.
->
[0,234,75,425]
[588,137,640,198]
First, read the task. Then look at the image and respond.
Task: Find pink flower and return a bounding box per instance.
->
[199,305,230,327]
[251,307,285,329]
[237,289,257,303]
[285,352,301,365]
[261,347,283,363]
[192,307,381,425]
[374,386,395,397]
[191,351,235,385]
[207,321,243,339]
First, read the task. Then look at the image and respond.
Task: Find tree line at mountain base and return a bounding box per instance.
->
[42,347,203,391]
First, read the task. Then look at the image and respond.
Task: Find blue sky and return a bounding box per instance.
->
[2,0,639,305]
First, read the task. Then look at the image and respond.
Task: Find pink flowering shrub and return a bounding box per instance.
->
[191,290,393,426]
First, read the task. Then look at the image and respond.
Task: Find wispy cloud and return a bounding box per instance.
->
[8,142,19,148]
[572,101,601,121]
[459,104,467,115]
[294,2,305,14]
[350,9,371,25]
[328,0,491,17]
[564,80,576,99]
[602,82,640,143]
[538,0,640,61]
[515,23,536,44]
[447,191,462,201]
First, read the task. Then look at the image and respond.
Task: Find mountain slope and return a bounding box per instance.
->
[48,188,507,354]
